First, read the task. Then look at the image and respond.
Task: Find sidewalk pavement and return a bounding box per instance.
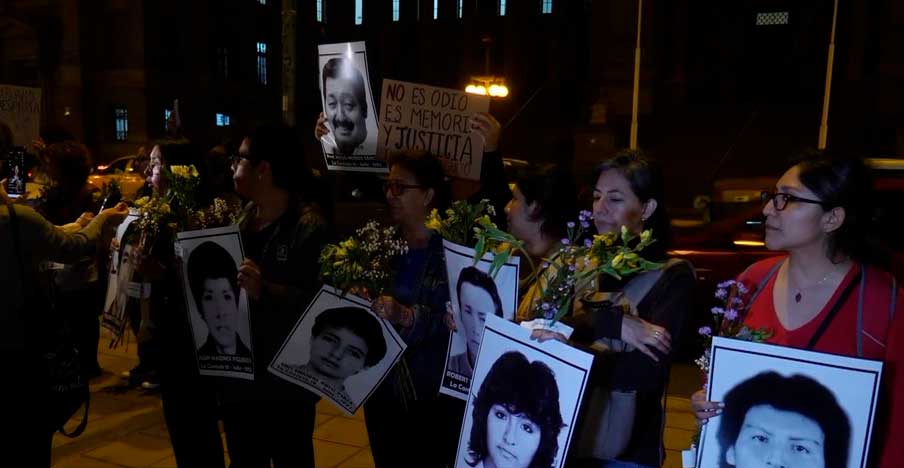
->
[50,331,698,468]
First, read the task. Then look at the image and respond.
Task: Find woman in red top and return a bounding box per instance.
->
[691,154,902,467]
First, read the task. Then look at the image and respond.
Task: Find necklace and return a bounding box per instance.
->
[794,272,841,303]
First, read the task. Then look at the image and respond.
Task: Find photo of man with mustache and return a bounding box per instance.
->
[321,57,369,157]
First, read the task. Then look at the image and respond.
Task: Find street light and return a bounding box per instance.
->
[466,76,508,98]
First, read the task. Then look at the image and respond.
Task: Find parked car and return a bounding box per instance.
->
[87,155,146,201]
[669,158,904,359]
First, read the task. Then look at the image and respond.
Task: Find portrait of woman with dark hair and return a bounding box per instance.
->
[716,371,851,468]
[449,267,504,379]
[466,351,565,468]
[187,240,250,358]
[288,306,388,407]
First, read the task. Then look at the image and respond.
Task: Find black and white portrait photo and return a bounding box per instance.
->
[101,211,140,338]
[268,286,406,415]
[455,315,594,468]
[697,338,884,468]
[317,41,383,173]
[441,240,519,401]
[177,226,254,380]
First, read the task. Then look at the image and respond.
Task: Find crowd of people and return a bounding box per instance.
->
[1,109,902,468]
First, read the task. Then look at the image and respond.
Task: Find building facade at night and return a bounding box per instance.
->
[1,0,902,206]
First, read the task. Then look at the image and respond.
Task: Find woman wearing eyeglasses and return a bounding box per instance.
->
[691,153,904,467]
[365,151,463,468]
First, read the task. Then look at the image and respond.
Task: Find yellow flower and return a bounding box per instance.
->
[340,238,358,250]
[170,165,187,178]
[425,212,443,231]
[494,242,512,254]
[611,253,625,268]
[640,230,652,243]
[159,203,171,215]
[135,196,150,207]
[189,165,199,178]
[594,232,616,247]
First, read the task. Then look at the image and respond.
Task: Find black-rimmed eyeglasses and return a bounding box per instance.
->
[383,180,423,197]
[760,191,827,211]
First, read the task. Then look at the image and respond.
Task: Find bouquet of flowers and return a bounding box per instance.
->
[167,164,201,220]
[481,210,661,324]
[127,195,179,251]
[695,279,773,375]
[426,198,531,278]
[189,197,243,230]
[320,221,408,296]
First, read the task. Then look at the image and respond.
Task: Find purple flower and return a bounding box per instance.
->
[542,262,550,269]
[579,210,593,221]
[567,221,576,228]
[724,309,739,321]
[568,264,576,272]
[731,297,744,307]
[541,302,551,311]
[698,326,712,337]
[544,310,554,320]
[736,283,749,294]
[561,238,571,245]
[584,239,593,248]
[717,280,736,289]
[714,288,728,300]
[711,307,725,316]
[580,220,591,229]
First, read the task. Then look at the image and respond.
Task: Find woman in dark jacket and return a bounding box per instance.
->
[225,124,331,468]
[536,150,695,468]
[366,151,461,468]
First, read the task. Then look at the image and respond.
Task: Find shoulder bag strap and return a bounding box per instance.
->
[807,270,862,350]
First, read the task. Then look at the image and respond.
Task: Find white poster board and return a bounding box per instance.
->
[268,285,407,416]
[317,42,384,173]
[176,225,254,380]
[0,84,41,146]
[440,240,519,401]
[697,337,884,468]
[378,79,489,180]
[101,211,140,339]
[455,315,594,468]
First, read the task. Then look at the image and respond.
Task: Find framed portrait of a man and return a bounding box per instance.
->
[317,41,384,173]
[440,240,520,401]
[696,337,884,468]
[455,315,594,468]
[268,285,407,415]
[177,225,254,380]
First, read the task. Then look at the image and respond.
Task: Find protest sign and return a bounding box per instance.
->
[317,42,384,173]
[378,79,489,180]
[0,84,41,146]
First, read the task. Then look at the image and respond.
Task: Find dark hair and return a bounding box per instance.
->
[321,57,368,118]
[467,351,564,468]
[717,371,851,468]
[794,152,881,265]
[456,267,504,320]
[45,142,93,193]
[245,124,314,194]
[187,241,239,316]
[154,139,200,167]
[311,307,387,367]
[514,165,578,240]
[594,149,670,260]
[387,150,451,211]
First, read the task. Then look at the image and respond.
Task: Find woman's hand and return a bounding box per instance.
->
[530,329,570,344]
[314,112,330,140]
[444,301,457,332]
[471,112,501,153]
[620,315,671,362]
[75,212,95,228]
[238,258,263,300]
[372,296,414,328]
[691,389,723,424]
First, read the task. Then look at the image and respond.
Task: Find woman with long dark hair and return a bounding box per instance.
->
[691,153,903,467]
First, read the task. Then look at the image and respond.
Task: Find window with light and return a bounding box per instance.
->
[499,0,506,16]
[542,0,552,14]
[355,0,363,24]
[256,42,268,85]
[114,106,128,141]
[392,0,400,21]
[216,113,232,127]
[164,109,172,131]
[316,0,324,22]
[433,0,438,19]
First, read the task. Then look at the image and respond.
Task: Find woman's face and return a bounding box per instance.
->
[309,326,369,381]
[592,169,647,235]
[200,277,239,350]
[762,165,830,252]
[505,187,539,243]
[727,404,826,468]
[145,145,162,177]
[385,165,430,225]
[458,282,496,360]
[485,404,542,468]
[232,138,257,199]
[149,165,165,193]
